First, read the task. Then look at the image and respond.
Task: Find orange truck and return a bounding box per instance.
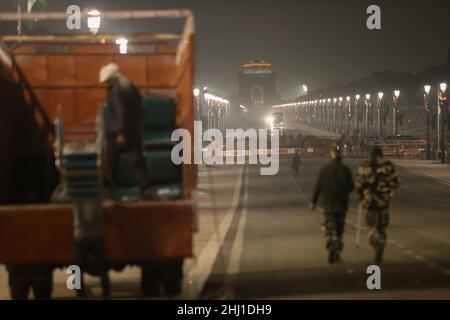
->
[0,10,196,299]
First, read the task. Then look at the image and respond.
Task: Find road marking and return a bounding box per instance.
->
[183,165,244,299]
[289,175,309,202]
[227,166,249,275]
[396,164,450,187]
[412,229,450,245]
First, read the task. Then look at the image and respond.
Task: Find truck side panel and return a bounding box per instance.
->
[0,201,192,264]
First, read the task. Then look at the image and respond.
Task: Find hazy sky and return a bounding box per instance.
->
[1,0,449,98]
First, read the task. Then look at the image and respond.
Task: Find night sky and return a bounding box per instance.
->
[1,0,449,98]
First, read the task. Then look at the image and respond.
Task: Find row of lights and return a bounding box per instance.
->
[278,83,447,109]
[424,83,447,95]
[193,88,230,105]
[295,90,399,107]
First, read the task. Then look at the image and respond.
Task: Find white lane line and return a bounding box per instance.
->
[412,229,450,245]
[183,165,244,299]
[396,165,450,187]
[226,166,249,275]
[289,175,309,202]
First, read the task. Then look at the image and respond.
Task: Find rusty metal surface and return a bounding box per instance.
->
[0,200,192,264]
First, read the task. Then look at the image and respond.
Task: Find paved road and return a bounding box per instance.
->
[199,158,450,299]
[1,159,449,299]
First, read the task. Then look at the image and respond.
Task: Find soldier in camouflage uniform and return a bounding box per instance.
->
[356,146,400,264]
[310,148,354,264]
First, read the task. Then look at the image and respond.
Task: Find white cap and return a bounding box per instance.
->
[99,63,119,83]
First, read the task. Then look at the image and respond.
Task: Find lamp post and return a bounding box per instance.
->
[314,100,318,127]
[377,92,384,137]
[392,90,400,137]
[355,95,361,138]
[424,85,431,159]
[320,99,325,128]
[439,82,448,163]
[327,98,331,131]
[338,97,343,134]
[193,88,200,121]
[346,96,351,137]
[333,98,338,133]
[365,94,371,137]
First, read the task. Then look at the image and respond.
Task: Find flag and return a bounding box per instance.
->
[28,0,47,13]
[26,0,47,31]
[439,90,447,104]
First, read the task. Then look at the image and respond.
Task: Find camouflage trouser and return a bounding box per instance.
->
[322,209,346,253]
[366,208,389,251]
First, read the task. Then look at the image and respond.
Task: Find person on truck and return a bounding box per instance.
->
[99,63,149,198]
[309,148,354,264]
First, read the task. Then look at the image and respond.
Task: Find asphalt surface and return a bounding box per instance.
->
[1,158,449,299]
[199,158,450,299]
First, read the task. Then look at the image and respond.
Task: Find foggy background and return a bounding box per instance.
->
[0,0,449,99]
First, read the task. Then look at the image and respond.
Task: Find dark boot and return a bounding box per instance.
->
[328,250,337,264]
[100,272,111,299]
[374,248,384,264]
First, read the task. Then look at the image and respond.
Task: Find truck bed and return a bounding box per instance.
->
[0,200,192,264]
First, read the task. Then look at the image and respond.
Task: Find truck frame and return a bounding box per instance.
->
[0,9,196,299]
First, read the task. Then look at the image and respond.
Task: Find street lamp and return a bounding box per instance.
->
[393,90,400,137]
[439,82,448,163]
[376,92,384,137]
[345,96,351,137]
[332,98,338,133]
[365,94,371,137]
[355,95,361,137]
[338,97,343,134]
[193,88,200,97]
[87,9,101,35]
[423,85,432,159]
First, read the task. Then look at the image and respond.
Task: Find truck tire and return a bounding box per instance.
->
[141,264,162,296]
[31,266,53,299]
[8,265,31,300]
[162,259,183,296]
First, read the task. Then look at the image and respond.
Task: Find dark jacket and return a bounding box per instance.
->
[291,154,301,169]
[106,76,144,142]
[311,159,354,210]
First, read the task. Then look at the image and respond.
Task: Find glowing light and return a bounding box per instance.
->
[193,88,200,97]
[115,38,128,54]
[87,9,101,35]
[265,116,274,124]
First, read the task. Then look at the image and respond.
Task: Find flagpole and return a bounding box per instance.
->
[17,1,22,36]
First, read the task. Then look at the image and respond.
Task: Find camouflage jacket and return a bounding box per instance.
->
[356,160,400,209]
